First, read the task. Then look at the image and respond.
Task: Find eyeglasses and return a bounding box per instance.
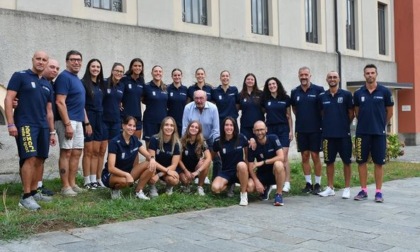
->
[113,70,124,74]
[68,58,82,63]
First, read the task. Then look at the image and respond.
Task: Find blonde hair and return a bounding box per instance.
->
[155,116,180,153]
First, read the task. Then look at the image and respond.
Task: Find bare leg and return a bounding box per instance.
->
[69,149,83,187]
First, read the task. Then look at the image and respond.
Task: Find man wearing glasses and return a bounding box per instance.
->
[55,50,92,197]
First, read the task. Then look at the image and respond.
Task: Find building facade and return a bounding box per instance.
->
[1,0,416,144]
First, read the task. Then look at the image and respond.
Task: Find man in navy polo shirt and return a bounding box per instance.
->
[5,51,56,210]
[291,66,325,194]
[317,71,354,199]
[55,50,92,197]
[353,64,394,203]
[247,121,286,206]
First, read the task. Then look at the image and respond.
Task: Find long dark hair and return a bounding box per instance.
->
[220,117,240,148]
[239,73,262,102]
[125,58,144,77]
[82,58,105,99]
[107,62,124,88]
[262,77,289,101]
[181,120,206,159]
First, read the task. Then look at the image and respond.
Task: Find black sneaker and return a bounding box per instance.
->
[312,183,321,195]
[260,186,272,201]
[90,182,99,189]
[37,186,54,196]
[301,182,313,193]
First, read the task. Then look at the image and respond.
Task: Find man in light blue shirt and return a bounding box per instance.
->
[182,90,220,181]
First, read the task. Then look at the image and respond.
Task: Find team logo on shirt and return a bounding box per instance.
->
[219,95,222,100]
[156,149,160,155]
[128,84,132,89]
[170,92,173,97]
[268,101,271,106]
[361,96,365,102]
[373,96,384,100]
[107,89,111,94]
[337,97,343,103]
[297,96,300,101]
[276,139,281,146]
[260,154,264,159]
[185,150,188,156]
[153,91,156,96]
[121,152,126,159]
[31,82,36,88]
[244,98,247,102]
[222,148,226,154]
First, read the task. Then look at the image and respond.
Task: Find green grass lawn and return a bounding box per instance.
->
[1,160,419,240]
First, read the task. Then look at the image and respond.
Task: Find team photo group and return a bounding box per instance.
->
[4,49,394,211]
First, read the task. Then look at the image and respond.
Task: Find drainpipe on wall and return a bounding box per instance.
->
[334,0,342,88]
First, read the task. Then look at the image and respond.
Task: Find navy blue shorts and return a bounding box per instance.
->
[101,169,111,188]
[296,132,322,152]
[240,126,254,140]
[256,171,276,186]
[85,110,105,142]
[103,121,121,140]
[217,169,239,184]
[267,124,290,147]
[16,125,49,167]
[355,134,387,165]
[142,122,161,142]
[322,137,352,164]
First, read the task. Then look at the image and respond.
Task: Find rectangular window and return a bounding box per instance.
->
[305,0,318,43]
[378,3,387,55]
[183,0,208,25]
[346,0,356,50]
[84,0,122,12]
[251,0,269,35]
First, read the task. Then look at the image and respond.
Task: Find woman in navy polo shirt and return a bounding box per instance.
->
[121,58,145,139]
[178,120,211,196]
[211,117,249,206]
[167,68,188,135]
[142,65,168,145]
[238,73,265,139]
[261,77,293,193]
[186,67,213,102]
[101,116,156,200]
[211,70,240,123]
[81,59,106,189]
[147,116,180,197]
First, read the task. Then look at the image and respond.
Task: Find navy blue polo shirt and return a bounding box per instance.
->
[354,84,394,135]
[83,81,104,112]
[262,96,291,126]
[7,69,53,128]
[248,134,282,175]
[143,81,168,124]
[54,70,86,122]
[211,85,239,121]
[213,134,248,172]
[187,83,212,101]
[167,83,188,128]
[149,136,180,167]
[104,134,142,173]
[318,89,354,138]
[290,83,324,133]
[120,75,144,119]
[102,79,124,123]
[239,91,265,128]
[181,141,208,169]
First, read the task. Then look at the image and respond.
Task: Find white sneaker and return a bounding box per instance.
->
[318,186,335,197]
[342,187,351,199]
[135,190,150,200]
[166,186,173,195]
[204,177,211,184]
[111,189,121,199]
[197,186,205,196]
[182,185,191,193]
[194,178,198,184]
[282,182,291,193]
[149,185,159,198]
[227,184,235,197]
[239,192,248,206]
[19,196,41,211]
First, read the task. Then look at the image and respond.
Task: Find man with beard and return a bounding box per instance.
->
[317,71,354,199]
[247,121,286,206]
[291,66,325,194]
[353,64,394,203]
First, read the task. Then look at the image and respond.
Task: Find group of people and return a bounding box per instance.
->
[4,49,394,211]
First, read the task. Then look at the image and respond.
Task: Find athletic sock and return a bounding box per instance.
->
[304,175,312,184]
[90,174,97,183]
[37,181,43,188]
[315,176,321,185]
[84,176,91,185]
